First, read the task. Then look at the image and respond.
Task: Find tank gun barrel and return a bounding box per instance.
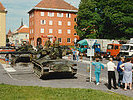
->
[0,51,35,54]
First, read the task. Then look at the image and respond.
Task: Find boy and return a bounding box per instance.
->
[92,58,104,85]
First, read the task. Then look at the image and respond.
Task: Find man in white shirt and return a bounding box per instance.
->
[107,58,118,90]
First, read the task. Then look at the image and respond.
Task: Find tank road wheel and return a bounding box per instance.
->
[39,73,43,79]
[39,69,44,79]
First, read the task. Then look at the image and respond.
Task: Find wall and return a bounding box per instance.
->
[29,10,79,47]
[0,12,6,46]
[12,33,29,45]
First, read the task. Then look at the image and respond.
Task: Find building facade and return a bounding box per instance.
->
[28,0,79,46]
[0,2,7,46]
[8,25,29,46]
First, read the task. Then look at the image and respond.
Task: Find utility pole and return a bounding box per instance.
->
[87,39,94,82]
[90,40,92,82]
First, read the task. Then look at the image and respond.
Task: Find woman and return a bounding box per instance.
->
[120,58,133,90]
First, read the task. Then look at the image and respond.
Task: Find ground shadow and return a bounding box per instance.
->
[86,77,96,83]
[41,73,77,80]
[104,83,108,88]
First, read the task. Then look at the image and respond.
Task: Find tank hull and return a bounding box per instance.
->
[32,59,77,79]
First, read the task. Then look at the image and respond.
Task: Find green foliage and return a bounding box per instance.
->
[76,0,133,39]
[0,84,132,100]
[76,0,102,39]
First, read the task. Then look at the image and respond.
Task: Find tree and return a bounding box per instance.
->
[76,0,133,39]
[76,0,102,39]
[98,0,133,39]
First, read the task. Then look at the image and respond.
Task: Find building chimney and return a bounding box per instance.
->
[21,18,23,26]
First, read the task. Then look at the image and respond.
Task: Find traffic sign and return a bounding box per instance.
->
[87,49,94,56]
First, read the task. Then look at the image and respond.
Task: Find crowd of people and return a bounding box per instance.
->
[71,50,133,90]
[91,57,133,90]
[72,49,80,61]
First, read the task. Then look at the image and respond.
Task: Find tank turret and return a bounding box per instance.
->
[32,42,77,79]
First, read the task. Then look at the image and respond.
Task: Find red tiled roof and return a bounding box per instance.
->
[35,0,78,10]
[17,28,29,33]
[0,2,5,12]
[17,25,23,31]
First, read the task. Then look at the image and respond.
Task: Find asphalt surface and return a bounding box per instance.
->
[0,56,133,97]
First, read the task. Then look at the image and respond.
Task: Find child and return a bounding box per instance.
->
[92,58,104,85]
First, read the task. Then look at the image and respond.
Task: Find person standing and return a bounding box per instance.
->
[107,58,118,89]
[76,50,79,61]
[45,38,51,49]
[92,58,104,85]
[80,52,83,62]
[117,57,125,87]
[120,58,133,90]
[72,49,76,60]
[5,54,9,65]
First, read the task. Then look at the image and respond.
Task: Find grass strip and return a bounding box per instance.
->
[0,84,132,100]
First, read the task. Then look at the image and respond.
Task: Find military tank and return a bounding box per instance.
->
[32,41,77,79]
[11,44,36,65]
[0,43,36,65]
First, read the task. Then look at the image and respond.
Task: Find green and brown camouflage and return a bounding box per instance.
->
[32,43,77,79]
[44,39,51,49]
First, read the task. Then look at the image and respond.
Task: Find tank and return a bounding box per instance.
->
[32,45,77,79]
[11,44,36,65]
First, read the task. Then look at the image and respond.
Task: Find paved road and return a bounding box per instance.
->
[0,56,133,97]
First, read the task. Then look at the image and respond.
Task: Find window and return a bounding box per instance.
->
[49,20,53,25]
[58,21,62,25]
[58,38,62,43]
[58,29,62,34]
[30,29,32,34]
[57,13,63,17]
[107,45,114,49]
[74,18,77,22]
[67,21,71,26]
[41,20,46,25]
[115,46,118,49]
[41,12,44,16]
[66,13,71,18]
[41,28,44,33]
[48,12,54,17]
[121,45,129,51]
[74,25,77,29]
[49,29,53,33]
[67,29,71,34]
[74,33,77,36]
[67,38,71,43]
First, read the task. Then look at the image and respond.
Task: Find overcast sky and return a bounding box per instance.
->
[1,0,80,33]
